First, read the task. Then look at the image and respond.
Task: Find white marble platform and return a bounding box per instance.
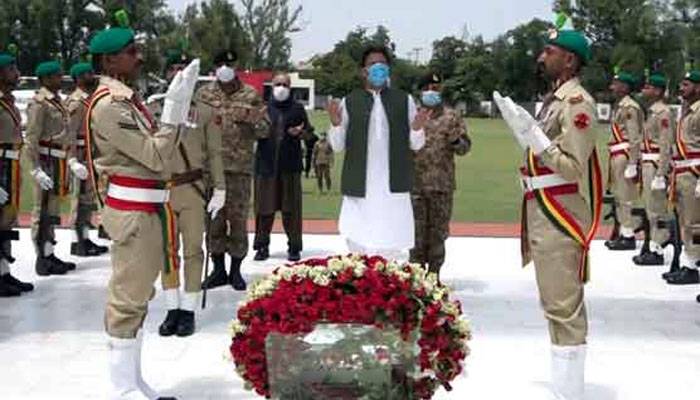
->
[0,229,698,399]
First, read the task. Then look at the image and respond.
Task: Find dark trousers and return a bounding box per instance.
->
[253,173,303,252]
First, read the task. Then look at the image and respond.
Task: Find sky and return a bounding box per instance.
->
[166,0,553,63]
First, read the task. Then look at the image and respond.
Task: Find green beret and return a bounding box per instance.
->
[35,61,62,78]
[613,71,638,88]
[547,29,591,63]
[89,27,135,55]
[684,70,700,84]
[69,62,94,78]
[647,73,667,89]
[0,53,15,68]
[165,49,191,69]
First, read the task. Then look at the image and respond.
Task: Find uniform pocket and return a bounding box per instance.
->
[102,208,143,244]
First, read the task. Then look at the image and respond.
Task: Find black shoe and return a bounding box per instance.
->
[633,251,664,266]
[158,310,181,337]
[35,257,69,276]
[176,311,195,337]
[1,274,34,292]
[666,267,700,285]
[49,254,76,271]
[254,247,269,261]
[71,240,108,257]
[201,254,228,290]
[662,268,682,280]
[605,236,636,251]
[229,257,247,291]
[0,279,21,297]
[287,250,301,262]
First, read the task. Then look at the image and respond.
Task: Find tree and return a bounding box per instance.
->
[239,0,303,69]
[429,36,467,80]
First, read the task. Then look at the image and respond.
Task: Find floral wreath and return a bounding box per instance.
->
[229,254,471,399]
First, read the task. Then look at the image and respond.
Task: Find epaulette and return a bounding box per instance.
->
[568,94,584,104]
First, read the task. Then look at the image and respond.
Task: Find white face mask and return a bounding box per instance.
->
[272,85,290,102]
[215,66,235,83]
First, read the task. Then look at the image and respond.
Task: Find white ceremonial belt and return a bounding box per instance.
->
[608,142,630,152]
[520,174,573,192]
[76,140,86,146]
[642,153,660,162]
[107,184,170,203]
[38,147,67,159]
[673,159,700,169]
[1,149,20,160]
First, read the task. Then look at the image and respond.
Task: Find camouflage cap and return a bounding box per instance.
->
[89,27,135,55]
[213,50,237,65]
[35,60,62,78]
[0,53,15,68]
[418,72,442,89]
[69,62,94,78]
[547,29,591,63]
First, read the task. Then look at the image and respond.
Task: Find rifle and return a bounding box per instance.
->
[603,191,620,241]
[201,187,213,310]
[632,208,650,254]
[659,210,682,278]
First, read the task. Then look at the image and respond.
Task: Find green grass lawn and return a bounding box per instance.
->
[16,112,613,223]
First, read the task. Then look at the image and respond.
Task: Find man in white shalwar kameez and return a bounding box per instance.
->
[327,46,427,259]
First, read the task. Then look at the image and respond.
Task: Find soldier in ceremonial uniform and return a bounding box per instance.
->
[26,60,88,275]
[0,50,34,296]
[605,70,644,250]
[312,132,334,194]
[494,26,601,400]
[66,62,108,257]
[410,72,471,279]
[147,50,226,337]
[87,23,199,399]
[633,73,673,265]
[664,69,700,285]
[200,50,269,291]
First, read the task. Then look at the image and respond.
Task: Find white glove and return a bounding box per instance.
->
[624,164,638,179]
[493,91,528,149]
[0,186,8,205]
[207,189,226,220]
[161,59,201,126]
[31,168,54,190]
[510,102,551,155]
[695,181,700,198]
[68,158,88,180]
[651,176,666,191]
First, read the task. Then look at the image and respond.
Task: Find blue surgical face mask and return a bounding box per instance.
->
[367,63,390,88]
[421,90,442,107]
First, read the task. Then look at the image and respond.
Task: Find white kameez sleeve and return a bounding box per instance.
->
[328,99,349,152]
[407,96,425,151]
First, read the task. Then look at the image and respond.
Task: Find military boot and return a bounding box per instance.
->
[201,254,227,289]
[605,236,636,251]
[228,257,247,291]
[35,256,69,276]
[1,274,34,292]
[0,279,21,297]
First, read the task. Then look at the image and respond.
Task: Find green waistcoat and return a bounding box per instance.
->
[342,88,413,197]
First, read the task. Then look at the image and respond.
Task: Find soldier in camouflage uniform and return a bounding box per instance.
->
[146,50,226,337]
[0,50,34,297]
[494,27,601,400]
[605,71,644,251]
[200,51,270,291]
[633,73,673,265]
[410,73,471,278]
[26,61,89,276]
[65,62,108,257]
[312,132,334,193]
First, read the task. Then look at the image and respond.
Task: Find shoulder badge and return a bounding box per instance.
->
[661,118,670,129]
[568,94,584,105]
[573,113,591,130]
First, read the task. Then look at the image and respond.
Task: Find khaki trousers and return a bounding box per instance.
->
[609,154,638,230]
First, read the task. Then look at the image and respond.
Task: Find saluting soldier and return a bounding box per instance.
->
[65,62,108,257]
[87,23,199,399]
[199,50,270,292]
[605,70,644,250]
[494,25,601,400]
[410,72,471,279]
[147,49,226,338]
[26,60,88,275]
[664,69,700,285]
[633,73,674,265]
[0,49,34,296]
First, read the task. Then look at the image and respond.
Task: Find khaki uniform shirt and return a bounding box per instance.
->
[611,95,644,164]
[195,81,270,175]
[147,95,225,191]
[65,87,90,163]
[89,76,179,184]
[644,100,674,177]
[0,90,22,146]
[413,107,471,193]
[674,100,700,159]
[25,87,72,170]
[312,138,334,167]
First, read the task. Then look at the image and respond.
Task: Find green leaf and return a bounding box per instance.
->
[554,12,568,30]
[115,9,130,28]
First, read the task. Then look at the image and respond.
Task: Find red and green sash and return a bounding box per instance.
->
[524,149,603,282]
[669,118,700,204]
